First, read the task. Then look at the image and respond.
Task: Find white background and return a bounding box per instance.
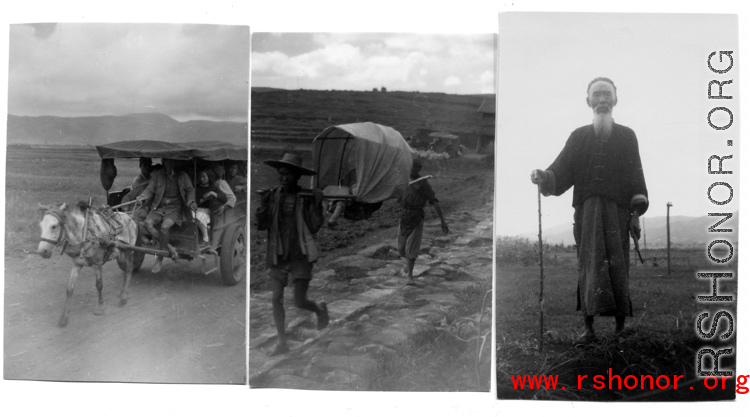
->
[1,1,748,416]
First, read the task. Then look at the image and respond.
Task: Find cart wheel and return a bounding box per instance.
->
[220,223,245,286]
[117,229,145,273]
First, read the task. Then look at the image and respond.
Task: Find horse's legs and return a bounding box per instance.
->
[119,250,134,306]
[93,265,104,316]
[59,264,83,327]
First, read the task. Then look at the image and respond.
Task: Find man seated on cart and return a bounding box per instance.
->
[135,158,197,273]
[226,163,247,194]
[210,163,237,214]
[121,157,160,222]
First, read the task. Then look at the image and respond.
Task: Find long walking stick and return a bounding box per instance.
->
[537,184,544,353]
[632,232,644,264]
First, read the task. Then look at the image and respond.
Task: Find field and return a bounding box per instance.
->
[4,146,246,383]
[251,89,492,151]
[4,147,128,253]
[496,238,738,400]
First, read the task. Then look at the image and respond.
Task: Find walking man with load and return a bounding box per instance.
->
[256,153,330,356]
[398,159,449,286]
[530,77,649,347]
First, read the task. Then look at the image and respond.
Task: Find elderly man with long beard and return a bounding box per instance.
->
[530,77,648,347]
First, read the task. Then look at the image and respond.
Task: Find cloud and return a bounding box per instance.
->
[444,76,462,87]
[252,33,494,94]
[479,70,494,94]
[9,23,249,122]
[253,43,362,83]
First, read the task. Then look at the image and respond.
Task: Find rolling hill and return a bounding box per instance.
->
[519,212,739,249]
[6,113,247,147]
[251,88,494,152]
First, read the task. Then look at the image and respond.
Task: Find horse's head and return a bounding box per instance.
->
[37,203,67,258]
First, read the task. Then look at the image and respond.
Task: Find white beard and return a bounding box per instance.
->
[593,112,614,138]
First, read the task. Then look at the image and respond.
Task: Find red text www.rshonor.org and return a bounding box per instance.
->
[511,370,750,393]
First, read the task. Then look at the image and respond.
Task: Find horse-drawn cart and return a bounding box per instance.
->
[96,140,247,286]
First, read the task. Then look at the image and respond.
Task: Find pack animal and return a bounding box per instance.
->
[37,201,138,327]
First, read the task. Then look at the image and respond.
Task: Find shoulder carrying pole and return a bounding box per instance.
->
[409,175,433,185]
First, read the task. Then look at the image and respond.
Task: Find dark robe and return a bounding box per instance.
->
[541,123,648,317]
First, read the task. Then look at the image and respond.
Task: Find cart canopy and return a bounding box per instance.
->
[313,122,413,204]
[96,140,247,161]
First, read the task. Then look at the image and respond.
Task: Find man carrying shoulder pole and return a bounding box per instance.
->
[397,159,449,286]
[255,153,330,356]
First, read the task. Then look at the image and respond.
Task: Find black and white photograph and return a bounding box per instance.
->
[4,22,249,384]
[2,1,750,417]
[249,32,495,391]
[495,12,739,401]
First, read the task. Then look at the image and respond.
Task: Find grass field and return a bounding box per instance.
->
[5,146,142,257]
[496,237,738,401]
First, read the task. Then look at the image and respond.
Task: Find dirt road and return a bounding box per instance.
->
[3,252,246,384]
[248,155,494,390]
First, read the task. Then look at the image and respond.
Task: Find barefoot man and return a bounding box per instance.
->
[256,153,329,356]
[530,77,649,347]
[398,159,449,286]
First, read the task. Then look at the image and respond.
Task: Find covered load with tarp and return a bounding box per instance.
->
[96,140,247,161]
[95,140,248,192]
[312,122,413,221]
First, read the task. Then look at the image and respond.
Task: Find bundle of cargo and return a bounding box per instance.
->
[312,122,413,223]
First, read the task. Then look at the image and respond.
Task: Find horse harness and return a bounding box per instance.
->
[41,206,128,260]
[39,208,67,253]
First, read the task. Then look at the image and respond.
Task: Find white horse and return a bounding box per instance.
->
[37,201,138,327]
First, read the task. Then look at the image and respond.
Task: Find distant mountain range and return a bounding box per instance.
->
[6,113,247,147]
[518,212,738,249]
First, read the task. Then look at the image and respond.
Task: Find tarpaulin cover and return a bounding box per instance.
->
[96,140,247,161]
[312,122,414,204]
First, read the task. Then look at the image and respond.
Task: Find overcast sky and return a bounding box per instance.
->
[252,33,494,94]
[2,2,750,417]
[497,13,740,236]
[8,23,248,122]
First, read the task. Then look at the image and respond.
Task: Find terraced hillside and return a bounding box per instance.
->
[251,88,493,152]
